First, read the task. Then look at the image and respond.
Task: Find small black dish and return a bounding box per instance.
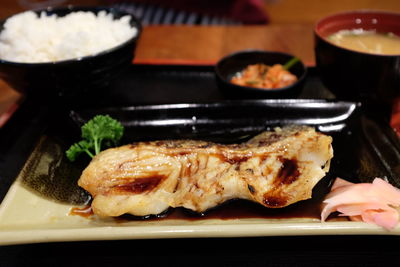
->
[0,6,142,102]
[215,50,307,99]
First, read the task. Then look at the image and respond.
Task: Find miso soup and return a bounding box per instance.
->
[328,29,400,55]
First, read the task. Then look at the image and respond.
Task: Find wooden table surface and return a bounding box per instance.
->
[0,24,315,126]
[134,24,315,65]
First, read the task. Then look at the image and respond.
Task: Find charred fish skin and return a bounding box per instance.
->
[78,125,333,217]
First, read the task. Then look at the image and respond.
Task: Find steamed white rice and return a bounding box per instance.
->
[0,10,138,63]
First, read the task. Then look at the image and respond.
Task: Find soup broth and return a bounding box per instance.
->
[328,29,400,55]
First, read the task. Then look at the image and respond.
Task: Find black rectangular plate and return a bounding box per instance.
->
[13,98,397,207]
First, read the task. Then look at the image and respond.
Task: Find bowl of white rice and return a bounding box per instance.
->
[0,6,141,100]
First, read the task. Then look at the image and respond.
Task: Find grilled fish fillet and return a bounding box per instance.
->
[78,125,333,217]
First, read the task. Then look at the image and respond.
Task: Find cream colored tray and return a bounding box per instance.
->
[2,100,400,246]
[0,173,398,246]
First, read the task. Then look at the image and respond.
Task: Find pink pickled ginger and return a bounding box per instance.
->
[321,178,400,230]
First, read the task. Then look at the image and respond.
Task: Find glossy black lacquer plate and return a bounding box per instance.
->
[1,99,400,245]
[20,99,400,204]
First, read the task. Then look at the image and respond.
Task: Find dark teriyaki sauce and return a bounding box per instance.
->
[69,205,94,217]
[116,198,324,222]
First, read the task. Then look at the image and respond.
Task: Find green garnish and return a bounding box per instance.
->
[283,57,300,70]
[66,115,124,161]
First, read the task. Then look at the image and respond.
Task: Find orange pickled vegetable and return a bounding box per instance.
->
[230,63,298,89]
